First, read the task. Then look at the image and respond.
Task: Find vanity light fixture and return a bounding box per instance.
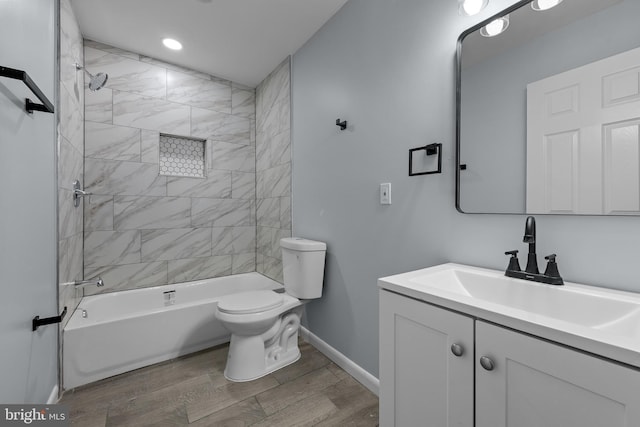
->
[480,15,510,37]
[458,0,488,16]
[531,0,563,11]
[162,38,183,50]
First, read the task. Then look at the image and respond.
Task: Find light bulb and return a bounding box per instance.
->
[480,15,509,37]
[531,0,563,11]
[459,0,488,16]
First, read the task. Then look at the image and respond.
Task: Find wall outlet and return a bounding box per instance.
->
[380,183,391,205]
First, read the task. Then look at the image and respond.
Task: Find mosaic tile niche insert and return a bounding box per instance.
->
[159,134,206,178]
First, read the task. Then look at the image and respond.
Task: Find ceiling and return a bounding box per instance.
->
[70,0,349,87]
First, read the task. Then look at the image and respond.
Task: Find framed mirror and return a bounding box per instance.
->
[456,0,640,215]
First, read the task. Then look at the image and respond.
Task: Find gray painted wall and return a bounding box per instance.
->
[0,0,58,403]
[292,0,640,378]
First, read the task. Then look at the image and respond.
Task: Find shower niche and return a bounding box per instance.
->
[159,133,206,178]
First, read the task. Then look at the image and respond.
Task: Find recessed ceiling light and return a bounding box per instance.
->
[162,38,183,51]
[459,0,489,16]
[480,15,510,37]
[531,0,563,11]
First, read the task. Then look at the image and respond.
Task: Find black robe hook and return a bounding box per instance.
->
[336,119,347,130]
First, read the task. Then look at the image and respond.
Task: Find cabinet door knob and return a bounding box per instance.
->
[451,343,464,357]
[479,356,495,371]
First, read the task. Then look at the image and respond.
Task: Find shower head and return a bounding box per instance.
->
[75,63,109,91]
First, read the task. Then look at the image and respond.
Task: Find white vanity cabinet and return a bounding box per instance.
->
[379,290,474,427]
[380,289,640,427]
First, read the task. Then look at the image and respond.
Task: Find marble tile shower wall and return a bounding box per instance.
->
[58,0,84,325]
[255,58,292,283]
[82,41,257,295]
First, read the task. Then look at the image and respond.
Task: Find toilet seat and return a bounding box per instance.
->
[217,290,284,315]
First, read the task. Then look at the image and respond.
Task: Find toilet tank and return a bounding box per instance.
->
[280,238,327,299]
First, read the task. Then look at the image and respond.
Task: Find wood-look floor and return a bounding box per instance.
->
[60,340,379,426]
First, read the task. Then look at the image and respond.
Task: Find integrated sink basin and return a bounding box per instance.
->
[379,263,640,368]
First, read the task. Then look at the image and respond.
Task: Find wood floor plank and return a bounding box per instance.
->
[63,341,378,427]
[106,374,213,425]
[187,397,266,426]
[186,375,279,423]
[271,348,331,384]
[251,394,338,427]
[255,367,340,416]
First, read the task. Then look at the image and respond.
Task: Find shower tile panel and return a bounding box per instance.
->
[85,87,113,124]
[60,83,84,153]
[232,253,256,274]
[59,234,83,284]
[84,262,168,295]
[167,70,232,113]
[257,60,290,129]
[59,0,83,101]
[256,163,291,199]
[59,189,83,240]
[113,91,190,135]
[58,139,83,197]
[141,228,212,262]
[231,171,256,200]
[85,230,141,268]
[257,198,281,228]
[191,198,253,228]
[80,42,260,294]
[85,158,167,196]
[113,196,191,230]
[140,55,211,80]
[232,226,257,254]
[84,46,166,99]
[85,39,140,61]
[280,197,292,230]
[84,195,114,231]
[211,227,235,256]
[167,170,232,198]
[208,141,256,172]
[232,86,256,119]
[167,255,233,284]
[191,107,251,144]
[269,130,291,169]
[140,130,160,164]
[85,121,141,161]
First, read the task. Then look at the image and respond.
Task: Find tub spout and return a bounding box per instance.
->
[74,278,104,288]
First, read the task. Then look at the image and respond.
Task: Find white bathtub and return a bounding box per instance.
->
[63,272,282,389]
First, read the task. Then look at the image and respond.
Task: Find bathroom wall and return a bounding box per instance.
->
[0,0,57,403]
[82,41,256,294]
[291,0,640,380]
[255,58,292,283]
[58,0,84,326]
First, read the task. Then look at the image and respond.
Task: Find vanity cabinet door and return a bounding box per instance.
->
[475,321,640,427]
[379,290,474,427]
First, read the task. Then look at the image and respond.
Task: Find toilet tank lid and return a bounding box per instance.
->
[280,237,327,251]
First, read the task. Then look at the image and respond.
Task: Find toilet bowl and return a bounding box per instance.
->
[215,237,326,382]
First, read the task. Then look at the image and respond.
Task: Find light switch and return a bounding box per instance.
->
[380,183,391,205]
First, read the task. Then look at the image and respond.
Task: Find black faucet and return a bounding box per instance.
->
[523,216,539,274]
[504,216,563,285]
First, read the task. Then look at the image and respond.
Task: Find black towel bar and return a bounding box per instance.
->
[0,65,54,114]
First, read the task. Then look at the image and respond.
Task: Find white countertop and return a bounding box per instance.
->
[378,263,640,369]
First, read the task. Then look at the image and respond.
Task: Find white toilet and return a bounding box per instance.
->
[215,237,327,382]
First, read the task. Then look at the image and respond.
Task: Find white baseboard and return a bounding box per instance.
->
[47,384,59,404]
[300,326,379,396]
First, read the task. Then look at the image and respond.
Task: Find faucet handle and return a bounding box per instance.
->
[505,250,521,272]
[543,254,562,282]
